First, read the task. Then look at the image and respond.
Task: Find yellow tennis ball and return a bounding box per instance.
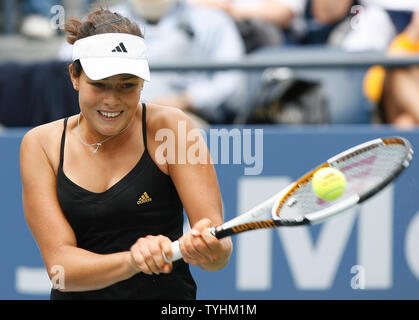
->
[312,167,346,201]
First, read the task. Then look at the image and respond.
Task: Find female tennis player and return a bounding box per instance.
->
[19,8,232,299]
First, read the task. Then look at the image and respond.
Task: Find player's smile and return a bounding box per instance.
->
[97,110,124,121]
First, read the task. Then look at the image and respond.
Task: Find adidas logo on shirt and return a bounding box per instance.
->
[137,192,152,205]
[112,42,128,53]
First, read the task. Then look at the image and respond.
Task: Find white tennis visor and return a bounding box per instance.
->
[72,33,151,81]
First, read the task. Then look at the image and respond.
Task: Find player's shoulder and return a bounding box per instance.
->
[21,117,73,154]
[23,118,65,140]
[145,103,195,134]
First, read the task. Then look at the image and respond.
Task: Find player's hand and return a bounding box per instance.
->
[129,235,173,275]
[178,218,232,268]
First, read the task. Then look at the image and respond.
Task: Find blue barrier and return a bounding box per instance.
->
[1,125,418,299]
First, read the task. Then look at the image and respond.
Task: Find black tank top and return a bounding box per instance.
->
[51,103,196,300]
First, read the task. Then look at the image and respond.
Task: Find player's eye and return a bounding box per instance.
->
[121,83,135,89]
[91,82,105,88]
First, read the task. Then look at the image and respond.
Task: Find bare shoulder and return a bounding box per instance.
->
[21,118,65,149]
[143,104,201,174]
[145,103,193,134]
[23,118,62,137]
[20,117,74,172]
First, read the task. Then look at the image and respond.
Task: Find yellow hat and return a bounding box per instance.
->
[363,32,419,103]
[363,65,386,103]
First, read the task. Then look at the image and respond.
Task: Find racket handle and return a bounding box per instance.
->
[163,240,182,263]
[163,228,217,263]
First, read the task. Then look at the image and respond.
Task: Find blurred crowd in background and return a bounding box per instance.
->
[1,0,419,128]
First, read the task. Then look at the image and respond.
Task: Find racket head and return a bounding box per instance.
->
[271,137,414,225]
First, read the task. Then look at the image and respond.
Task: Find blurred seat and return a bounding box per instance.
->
[243,46,373,124]
[0,60,78,127]
[0,49,374,127]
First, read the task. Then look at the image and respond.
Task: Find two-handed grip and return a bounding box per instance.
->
[163,240,182,263]
[163,227,218,263]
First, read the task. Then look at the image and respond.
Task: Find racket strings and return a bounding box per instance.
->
[276,142,410,221]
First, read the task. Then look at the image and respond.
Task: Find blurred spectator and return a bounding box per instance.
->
[291,0,356,46]
[307,0,419,127]
[20,0,61,39]
[364,11,419,128]
[310,0,354,25]
[187,0,307,52]
[59,0,247,124]
[311,0,419,51]
[238,0,373,125]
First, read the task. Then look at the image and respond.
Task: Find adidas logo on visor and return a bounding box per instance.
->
[112,42,128,53]
[72,33,151,82]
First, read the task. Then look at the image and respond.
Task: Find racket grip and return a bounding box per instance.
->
[163,240,182,263]
[163,228,216,263]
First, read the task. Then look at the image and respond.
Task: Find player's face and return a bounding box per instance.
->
[75,71,144,138]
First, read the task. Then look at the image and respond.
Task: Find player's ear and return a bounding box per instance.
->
[68,63,79,91]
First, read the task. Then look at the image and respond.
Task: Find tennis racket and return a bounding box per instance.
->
[165,136,414,262]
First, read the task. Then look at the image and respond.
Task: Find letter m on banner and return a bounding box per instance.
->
[236,177,393,291]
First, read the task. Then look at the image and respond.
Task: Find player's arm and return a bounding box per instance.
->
[147,106,233,271]
[20,126,139,292]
